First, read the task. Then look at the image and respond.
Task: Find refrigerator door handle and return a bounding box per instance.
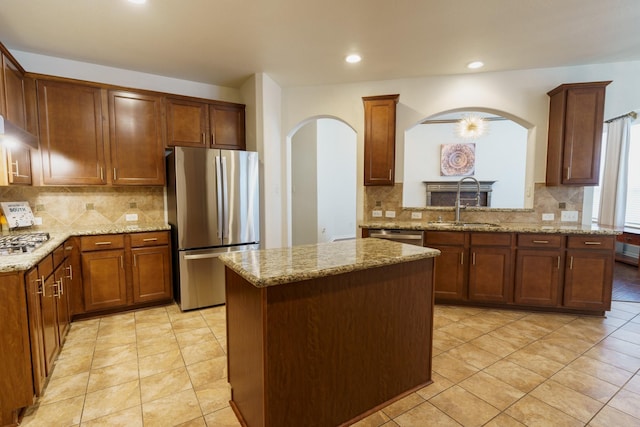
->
[184,252,221,260]
[221,155,229,240]
[215,155,224,239]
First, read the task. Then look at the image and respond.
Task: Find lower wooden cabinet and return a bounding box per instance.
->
[563,236,614,311]
[78,231,172,316]
[369,227,615,315]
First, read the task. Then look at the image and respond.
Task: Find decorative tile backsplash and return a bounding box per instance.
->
[364,183,584,224]
[0,186,165,229]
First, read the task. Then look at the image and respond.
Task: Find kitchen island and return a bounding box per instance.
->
[220,238,440,427]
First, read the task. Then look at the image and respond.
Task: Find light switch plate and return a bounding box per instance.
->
[372,210,383,218]
[542,213,554,221]
[411,212,422,219]
[125,213,138,222]
[560,210,578,222]
[385,211,396,218]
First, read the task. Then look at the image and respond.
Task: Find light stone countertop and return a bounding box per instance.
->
[0,222,170,273]
[360,221,620,235]
[219,238,440,288]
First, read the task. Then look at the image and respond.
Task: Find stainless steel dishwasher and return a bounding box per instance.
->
[368,229,425,246]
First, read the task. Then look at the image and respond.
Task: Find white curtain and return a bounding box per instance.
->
[598,116,632,228]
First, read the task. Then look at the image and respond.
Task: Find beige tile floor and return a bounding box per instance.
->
[20,301,640,427]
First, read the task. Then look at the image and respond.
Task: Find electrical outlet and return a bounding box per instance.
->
[33,217,43,225]
[542,213,554,221]
[125,213,138,222]
[411,212,422,219]
[385,211,396,218]
[560,210,578,222]
[372,210,383,218]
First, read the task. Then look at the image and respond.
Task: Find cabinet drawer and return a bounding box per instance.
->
[517,234,563,248]
[80,235,125,252]
[38,254,53,278]
[470,232,512,246]
[425,231,465,246]
[617,232,640,246]
[567,235,615,250]
[52,244,65,267]
[130,231,169,248]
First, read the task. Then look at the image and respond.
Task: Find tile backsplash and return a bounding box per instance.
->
[0,186,165,229]
[364,183,584,224]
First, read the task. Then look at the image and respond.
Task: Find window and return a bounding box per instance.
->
[593,122,640,229]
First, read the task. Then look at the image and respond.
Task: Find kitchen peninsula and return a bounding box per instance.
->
[220,238,440,427]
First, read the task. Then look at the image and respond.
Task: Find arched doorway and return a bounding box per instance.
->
[289,117,357,245]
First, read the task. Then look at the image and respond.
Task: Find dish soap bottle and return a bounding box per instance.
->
[0,213,9,232]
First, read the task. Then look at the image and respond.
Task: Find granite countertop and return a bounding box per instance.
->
[360,221,620,235]
[219,238,440,288]
[0,222,170,273]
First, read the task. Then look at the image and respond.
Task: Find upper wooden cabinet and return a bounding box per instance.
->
[37,79,107,185]
[1,52,27,129]
[166,96,246,150]
[545,81,611,186]
[363,94,399,186]
[37,80,168,186]
[108,90,165,185]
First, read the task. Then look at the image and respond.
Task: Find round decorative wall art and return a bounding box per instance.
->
[441,143,475,176]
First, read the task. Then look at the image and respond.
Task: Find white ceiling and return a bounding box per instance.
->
[1,0,640,88]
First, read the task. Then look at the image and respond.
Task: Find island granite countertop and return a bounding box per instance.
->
[360,221,620,235]
[0,222,170,273]
[219,237,440,288]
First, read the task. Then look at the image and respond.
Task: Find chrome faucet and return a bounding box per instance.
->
[455,176,481,223]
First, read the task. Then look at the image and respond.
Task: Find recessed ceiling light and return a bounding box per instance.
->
[467,61,484,70]
[345,54,362,64]
[128,0,146,4]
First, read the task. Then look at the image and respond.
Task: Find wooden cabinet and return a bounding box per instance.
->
[425,231,467,301]
[81,234,127,312]
[515,234,563,306]
[37,79,107,185]
[108,90,166,185]
[130,231,172,303]
[563,235,614,311]
[1,49,27,129]
[363,94,399,186]
[546,81,611,186]
[468,233,514,303]
[5,144,32,185]
[166,96,246,150]
[78,231,172,316]
[25,267,46,396]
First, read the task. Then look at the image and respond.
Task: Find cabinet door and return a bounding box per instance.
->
[54,263,71,343]
[37,80,107,185]
[363,95,399,186]
[515,249,562,306]
[41,273,60,375]
[432,245,467,301]
[109,90,166,185]
[25,268,46,396]
[2,53,27,129]
[166,97,208,147]
[65,238,85,317]
[563,249,613,311]
[131,245,172,303]
[82,249,127,312]
[6,144,32,185]
[210,103,246,150]
[468,247,512,303]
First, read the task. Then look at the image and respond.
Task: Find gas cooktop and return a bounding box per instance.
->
[0,232,50,256]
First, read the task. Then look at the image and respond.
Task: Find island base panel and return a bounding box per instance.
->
[226,258,435,427]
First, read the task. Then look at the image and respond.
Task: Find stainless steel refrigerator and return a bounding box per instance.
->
[167,146,260,310]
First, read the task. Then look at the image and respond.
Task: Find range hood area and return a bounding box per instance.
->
[0,114,38,149]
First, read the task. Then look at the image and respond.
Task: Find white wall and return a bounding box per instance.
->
[403,118,527,208]
[291,121,318,245]
[282,61,640,226]
[13,50,241,102]
[316,119,357,242]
